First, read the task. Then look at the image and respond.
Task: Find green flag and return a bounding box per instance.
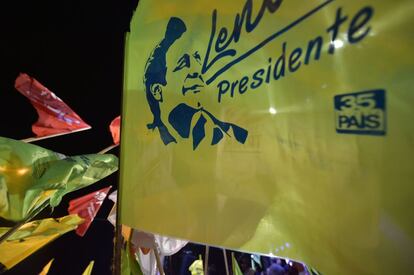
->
[232,253,243,275]
[121,241,143,275]
[0,214,83,270]
[0,136,118,221]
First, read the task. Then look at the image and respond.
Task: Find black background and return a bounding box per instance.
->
[1,1,137,274]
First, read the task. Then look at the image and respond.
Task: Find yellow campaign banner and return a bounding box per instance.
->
[120,0,414,274]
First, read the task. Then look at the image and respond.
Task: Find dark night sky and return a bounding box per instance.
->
[1,1,137,274]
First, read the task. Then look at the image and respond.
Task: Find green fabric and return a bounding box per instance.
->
[121,241,144,275]
[232,253,243,275]
[0,136,118,221]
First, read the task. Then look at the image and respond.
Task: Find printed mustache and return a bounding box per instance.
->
[182,72,205,94]
[182,84,204,94]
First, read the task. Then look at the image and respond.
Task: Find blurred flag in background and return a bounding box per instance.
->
[0,136,118,221]
[39,259,54,275]
[0,215,83,270]
[82,261,95,275]
[14,73,91,138]
[109,116,121,145]
[68,186,112,237]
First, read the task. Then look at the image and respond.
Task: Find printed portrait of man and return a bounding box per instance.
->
[143,17,248,150]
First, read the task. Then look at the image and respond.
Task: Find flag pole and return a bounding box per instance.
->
[98,144,119,154]
[153,245,165,275]
[222,248,230,275]
[21,126,92,143]
[0,200,49,245]
[113,30,128,275]
[204,245,209,274]
[113,222,123,275]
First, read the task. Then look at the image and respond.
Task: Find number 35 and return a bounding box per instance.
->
[340,93,376,110]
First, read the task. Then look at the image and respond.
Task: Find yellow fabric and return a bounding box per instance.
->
[82,261,95,275]
[39,259,54,275]
[188,256,204,275]
[120,1,414,274]
[0,215,83,270]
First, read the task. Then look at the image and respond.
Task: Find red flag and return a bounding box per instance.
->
[68,186,112,237]
[109,116,120,144]
[14,73,91,137]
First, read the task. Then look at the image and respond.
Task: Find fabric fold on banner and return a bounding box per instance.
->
[0,214,83,270]
[14,73,91,137]
[0,136,118,221]
[68,186,112,236]
[110,116,121,145]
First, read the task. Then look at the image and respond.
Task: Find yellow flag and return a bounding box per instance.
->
[82,261,94,275]
[0,214,83,270]
[188,255,204,275]
[120,0,414,274]
[39,259,54,275]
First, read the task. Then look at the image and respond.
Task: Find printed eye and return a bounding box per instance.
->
[193,51,202,65]
[173,54,190,72]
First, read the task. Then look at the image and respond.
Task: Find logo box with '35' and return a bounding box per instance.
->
[334,89,386,136]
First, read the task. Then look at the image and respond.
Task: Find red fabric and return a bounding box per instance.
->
[68,186,112,237]
[14,73,91,137]
[109,116,121,144]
